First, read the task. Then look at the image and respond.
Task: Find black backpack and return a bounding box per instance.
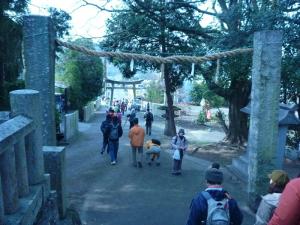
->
[146,112,153,121]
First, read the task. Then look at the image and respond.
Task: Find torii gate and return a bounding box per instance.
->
[105,78,144,106]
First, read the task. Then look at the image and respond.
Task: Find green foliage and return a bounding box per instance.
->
[197,111,206,125]
[0,80,25,110]
[145,81,164,104]
[286,127,300,149]
[59,39,104,111]
[48,7,72,38]
[190,82,225,108]
[0,2,71,110]
[0,0,25,109]
[100,0,210,91]
[158,105,181,111]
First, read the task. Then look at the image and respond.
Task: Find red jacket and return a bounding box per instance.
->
[268,178,300,225]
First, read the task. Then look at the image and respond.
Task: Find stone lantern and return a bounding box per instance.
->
[229,103,300,182]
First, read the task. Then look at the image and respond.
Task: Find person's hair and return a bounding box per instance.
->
[106,114,111,120]
[133,118,138,124]
[205,168,223,185]
[207,180,222,185]
[211,162,220,170]
[268,183,287,194]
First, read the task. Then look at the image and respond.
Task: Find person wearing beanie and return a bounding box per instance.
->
[186,167,243,225]
[171,128,188,175]
[254,170,290,225]
[268,177,300,225]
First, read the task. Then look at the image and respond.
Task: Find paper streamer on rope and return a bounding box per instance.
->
[190,63,195,76]
[130,59,134,71]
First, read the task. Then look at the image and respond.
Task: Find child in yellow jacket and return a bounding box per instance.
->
[145,139,161,166]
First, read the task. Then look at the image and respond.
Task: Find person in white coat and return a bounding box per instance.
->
[254,170,289,225]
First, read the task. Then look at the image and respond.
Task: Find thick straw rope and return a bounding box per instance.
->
[56,39,252,64]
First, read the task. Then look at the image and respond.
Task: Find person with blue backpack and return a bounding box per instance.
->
[186,167,243,225]
[107,116,123,165]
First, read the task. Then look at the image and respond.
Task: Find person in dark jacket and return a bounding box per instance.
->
[100,114,111,154]
[186,167,243,225]
[107,116,123,165]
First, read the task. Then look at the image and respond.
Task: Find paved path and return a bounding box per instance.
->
[65,110,255,225]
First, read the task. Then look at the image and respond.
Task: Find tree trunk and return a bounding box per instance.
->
[164,65,177,136]
[226,89,249,145]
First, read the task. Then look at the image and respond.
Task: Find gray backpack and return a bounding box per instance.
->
[202,191,230,225]
[109,124,119,140]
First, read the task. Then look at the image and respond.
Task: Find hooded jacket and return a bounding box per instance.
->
[268,178,300,225]
[254,193,281,225]
[186,186,243,225]
[128,124,145,147]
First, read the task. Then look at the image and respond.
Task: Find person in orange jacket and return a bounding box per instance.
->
[128,118,145,168]
[268,177,300,225]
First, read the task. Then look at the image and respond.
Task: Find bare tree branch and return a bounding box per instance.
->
[217,0,228,12]
[81,0,130,13]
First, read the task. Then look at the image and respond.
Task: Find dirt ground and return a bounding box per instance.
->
[175,114,300,177]
[176,118,246,165]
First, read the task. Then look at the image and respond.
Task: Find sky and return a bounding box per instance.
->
[28,0,214,81]
[28,0,116,40]
[28,0,214,40]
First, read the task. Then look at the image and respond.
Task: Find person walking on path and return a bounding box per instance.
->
[268,177,300,225]
[254,170,289,225]
[107,116,123,165]
[116,109,122,125]
[171,128,188,175]
[128,118,145,168]
[127,108,136,129]
[145,139,161,166]
[100,114,111,154]
[186,167,243,225]
[144,108,154,136]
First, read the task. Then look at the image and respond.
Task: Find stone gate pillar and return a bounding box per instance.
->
[110,83,114,106]
[23,16,56,145]
[133,84,137,99]
[247,31,283,208]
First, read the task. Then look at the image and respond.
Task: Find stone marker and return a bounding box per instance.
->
[23,15,56,146]
[247,30,283,208]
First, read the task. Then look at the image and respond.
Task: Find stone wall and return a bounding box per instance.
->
[94,98,102,111]
[64,111,79,141]
[83,102,95,122]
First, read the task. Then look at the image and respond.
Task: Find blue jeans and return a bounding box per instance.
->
[108,140,119,162]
